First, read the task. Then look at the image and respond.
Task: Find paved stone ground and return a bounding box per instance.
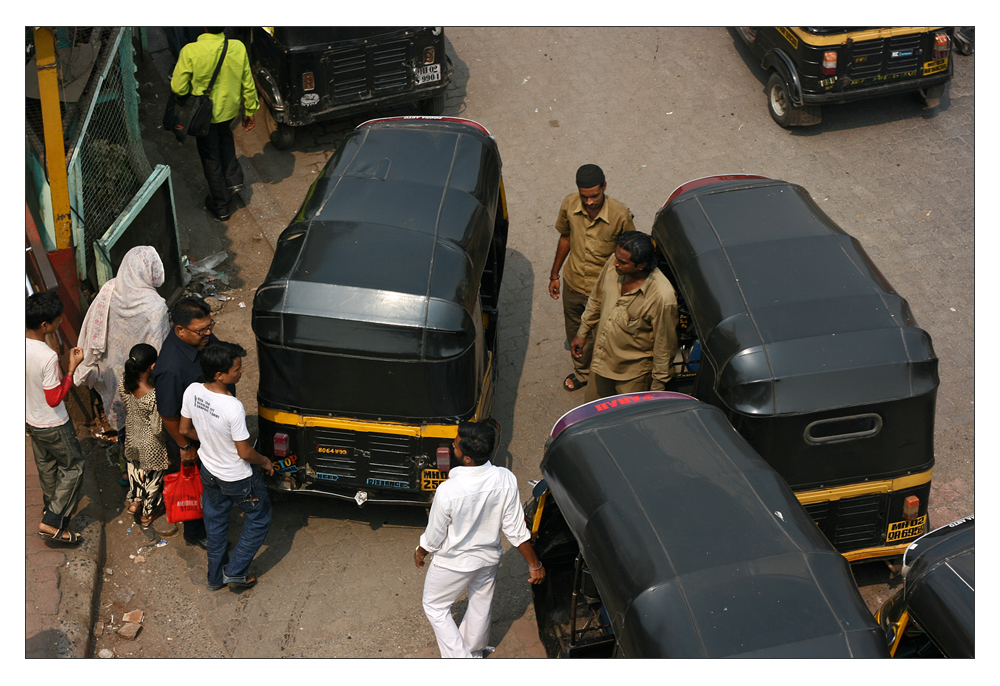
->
[29,27,973,660]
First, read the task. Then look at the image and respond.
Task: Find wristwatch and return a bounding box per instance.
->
[180,443,193,451]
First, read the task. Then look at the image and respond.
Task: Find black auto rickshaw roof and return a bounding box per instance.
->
[652,176,937,416]
[900,516,975,657]
[542,394,889,658]
[254,117,502,361]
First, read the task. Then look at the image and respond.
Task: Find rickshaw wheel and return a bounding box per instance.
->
[261,103,296,149]
[737,27,757,45]
[419,93,446,116]
[766,72,821,128]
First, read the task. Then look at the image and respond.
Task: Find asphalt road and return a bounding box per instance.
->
[90,27,974,659]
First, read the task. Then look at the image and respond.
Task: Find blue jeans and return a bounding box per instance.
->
[201,466,272,586]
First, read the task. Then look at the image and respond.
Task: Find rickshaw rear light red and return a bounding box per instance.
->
[302,72,315,91]
[903,495,920,520]
[273,433,289,458]
[933,32,950,59]
[436,446,451,473]
[822,51,837,75]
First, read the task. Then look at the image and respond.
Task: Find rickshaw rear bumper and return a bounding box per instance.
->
[256,55,454,127]
[800,70,951,106]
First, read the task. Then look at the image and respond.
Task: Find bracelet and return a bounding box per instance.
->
[549,276,559,281]
[529,562,543,571]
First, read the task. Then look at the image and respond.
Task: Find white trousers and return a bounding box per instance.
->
[422,561,498,658]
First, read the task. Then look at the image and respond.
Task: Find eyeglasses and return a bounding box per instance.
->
[184,319,216,336]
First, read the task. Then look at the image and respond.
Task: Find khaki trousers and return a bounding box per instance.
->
[584,371,653,403]
[27,419,86,530]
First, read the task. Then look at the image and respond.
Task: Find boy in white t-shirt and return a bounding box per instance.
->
[26,292,87,545]
[180,341,273,590]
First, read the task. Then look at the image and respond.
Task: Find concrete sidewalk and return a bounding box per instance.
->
[25,434,105,658]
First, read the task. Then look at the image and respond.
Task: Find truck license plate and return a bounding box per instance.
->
[421,468,447,491]
[416,64,441,84]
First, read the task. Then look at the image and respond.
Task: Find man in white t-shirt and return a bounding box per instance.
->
[179,341,273,590]
[26,292,87,545]
[414,422,546,658]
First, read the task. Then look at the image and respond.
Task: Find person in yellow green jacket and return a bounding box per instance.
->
[171,28,259,221]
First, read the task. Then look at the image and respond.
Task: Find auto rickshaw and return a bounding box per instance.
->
[735,27,954,127]
[876,516,975,658]
[527,392,890,658]
[247,27,453,148]
[651,175,939,563]
[252,116,508,507]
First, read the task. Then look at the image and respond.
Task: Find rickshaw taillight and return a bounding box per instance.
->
[273,433,289,458]
[821,51,837,75]
[302,72,315,91]
[933,32,950,60]
[422,47,436,65]
[436,446,451,473]
[903,495,920,521]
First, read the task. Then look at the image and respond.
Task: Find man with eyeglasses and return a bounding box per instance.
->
[153,296,231,548]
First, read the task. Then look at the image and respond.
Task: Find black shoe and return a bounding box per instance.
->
[204,196,233,221]
[206,581,226,591]
[186,537,209,550]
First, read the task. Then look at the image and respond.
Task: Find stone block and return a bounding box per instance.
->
[118,622,142,640]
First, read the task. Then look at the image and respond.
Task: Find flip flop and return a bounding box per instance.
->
[37,529,83,546]
[564,374,587,391]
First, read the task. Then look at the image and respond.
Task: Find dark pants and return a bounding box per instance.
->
[563,281,594,382]
[28,420,86,531]
[196,118,244,217]
[201,467,272,586]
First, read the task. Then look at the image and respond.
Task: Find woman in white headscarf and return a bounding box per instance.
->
[74,246,170,437]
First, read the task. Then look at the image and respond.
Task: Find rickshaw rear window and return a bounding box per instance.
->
[805,414,882,443]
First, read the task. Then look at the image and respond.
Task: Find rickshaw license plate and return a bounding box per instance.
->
[421,468,447,491]
[886,515,926,543]
[923,58,948,76]
[416,65,441,84]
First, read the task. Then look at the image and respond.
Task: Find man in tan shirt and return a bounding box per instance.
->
[549,164,636,391]
[571,232,679,402]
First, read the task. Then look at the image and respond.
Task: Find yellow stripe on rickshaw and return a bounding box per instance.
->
[793,469,932,505]
[786,27,945,47]
[258,407,459,439]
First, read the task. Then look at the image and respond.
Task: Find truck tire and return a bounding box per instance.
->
[767,72,821,127]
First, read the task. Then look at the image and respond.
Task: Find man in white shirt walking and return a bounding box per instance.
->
[415,422,545,658]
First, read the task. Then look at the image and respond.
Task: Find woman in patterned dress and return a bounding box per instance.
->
[119,344,171,527]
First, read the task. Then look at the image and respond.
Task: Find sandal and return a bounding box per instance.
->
[37,528,83,546]
[127,501,140,515]
[140,505,165,529]
[564,374,587,391]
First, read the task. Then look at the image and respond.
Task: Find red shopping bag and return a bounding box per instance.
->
[163,463,203,523]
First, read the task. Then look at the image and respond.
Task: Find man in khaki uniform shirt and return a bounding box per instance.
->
[549,164,636,391]
[571,232,679,403]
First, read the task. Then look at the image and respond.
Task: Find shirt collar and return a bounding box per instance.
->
[617,272,652,295]
[168,328,202,362]
[449,460,493,475]
[571,195,610,225]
